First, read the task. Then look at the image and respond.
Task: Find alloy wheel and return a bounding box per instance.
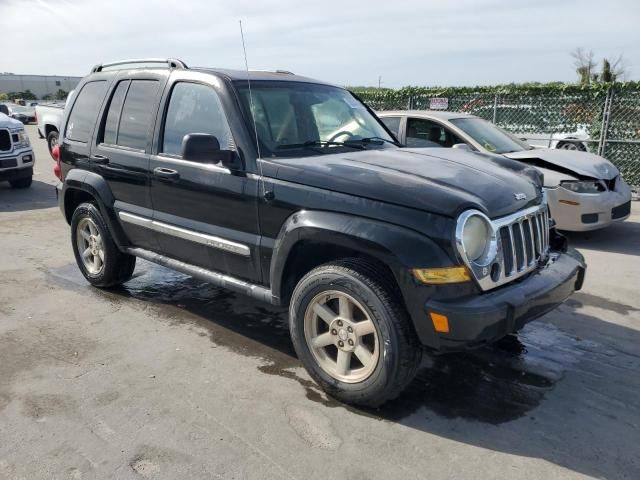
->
[304,290,380,383]
[76,217,105,275]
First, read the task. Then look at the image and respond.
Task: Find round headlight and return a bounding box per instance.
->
[462,215,490,261]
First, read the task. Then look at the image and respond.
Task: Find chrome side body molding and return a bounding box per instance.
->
[118,211,250,257]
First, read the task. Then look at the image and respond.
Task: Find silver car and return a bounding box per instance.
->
[378,110,632,232]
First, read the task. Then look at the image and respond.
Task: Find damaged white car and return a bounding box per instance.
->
[378,110,632,231]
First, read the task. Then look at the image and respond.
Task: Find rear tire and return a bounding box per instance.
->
[9,176,32,189]
[557,141,586,152]
[47,130,59,155]
[289,258,421,407]
[71,202,136,288]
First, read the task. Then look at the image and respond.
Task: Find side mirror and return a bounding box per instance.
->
[452,143,472,151]
[181,133,242,170]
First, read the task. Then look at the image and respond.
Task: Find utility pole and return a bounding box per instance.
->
[378,75,382,89]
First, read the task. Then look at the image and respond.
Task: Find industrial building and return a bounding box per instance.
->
[0,73,81,99]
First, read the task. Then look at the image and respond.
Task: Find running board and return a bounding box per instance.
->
[127,247,276,305]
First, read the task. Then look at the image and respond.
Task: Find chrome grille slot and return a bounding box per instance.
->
[523,219,534,266]
[499,227,514,275]
[532,214,542,255]
[512,223,525,271]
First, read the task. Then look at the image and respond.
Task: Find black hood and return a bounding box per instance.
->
[265,147,543,218]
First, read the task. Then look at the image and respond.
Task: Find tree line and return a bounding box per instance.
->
[0,89,68,102]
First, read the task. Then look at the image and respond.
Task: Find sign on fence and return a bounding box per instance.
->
[429,97,449,110]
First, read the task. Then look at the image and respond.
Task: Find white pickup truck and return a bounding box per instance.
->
[0,112,35,188]
[36,103,65,155]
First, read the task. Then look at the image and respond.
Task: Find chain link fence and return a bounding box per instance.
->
[354,85,640,188]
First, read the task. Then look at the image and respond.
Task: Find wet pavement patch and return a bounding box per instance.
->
[48,260,601,424]
[377,324,585,424]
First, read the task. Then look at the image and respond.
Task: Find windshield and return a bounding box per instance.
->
[449,117,531,154]
[236,81,395,156]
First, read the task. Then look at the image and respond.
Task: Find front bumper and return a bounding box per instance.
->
[547,180,632,231]
[0,166,33,182]
[420,248,585,352]
[0,148,35,180]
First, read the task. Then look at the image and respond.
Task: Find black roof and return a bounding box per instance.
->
[191,67,330,85]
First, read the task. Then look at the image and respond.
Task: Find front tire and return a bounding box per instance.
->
[71,202,136,288]
[289,258,421,407]
[9,176,32,189]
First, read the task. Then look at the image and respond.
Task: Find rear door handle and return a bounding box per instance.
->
[89,154,109,165]
[153,167,180,180]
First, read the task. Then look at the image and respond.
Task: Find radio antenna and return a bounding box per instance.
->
[239,20,266,196]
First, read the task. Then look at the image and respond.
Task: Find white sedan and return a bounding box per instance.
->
[378,110,632,231]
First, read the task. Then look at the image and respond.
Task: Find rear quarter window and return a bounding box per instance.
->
[101,80,130,146]
[116,80,159,150]
[65,81,108,143]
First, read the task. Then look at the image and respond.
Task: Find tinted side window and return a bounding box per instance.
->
[117,80,159,150]
[406,118,447,148]
[162,82,233,156]
[102,81,129,145]
[406,118,464,148]
[381,116,401,137]
[66,81,108,143]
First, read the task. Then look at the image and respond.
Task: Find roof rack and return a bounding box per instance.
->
[91,58,188,73]
[248,69,295,75]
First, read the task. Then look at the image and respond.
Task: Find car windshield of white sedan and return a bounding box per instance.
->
[450,118,531,154]
[237,82,394,156]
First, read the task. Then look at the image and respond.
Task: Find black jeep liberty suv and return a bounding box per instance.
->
[55,58,586,406]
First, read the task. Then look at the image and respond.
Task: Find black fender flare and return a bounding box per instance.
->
[269,210,453,301]
[61,169,129,249]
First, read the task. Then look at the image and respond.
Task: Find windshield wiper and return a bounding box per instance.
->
[277,140,366,151]
[344,136,401,147]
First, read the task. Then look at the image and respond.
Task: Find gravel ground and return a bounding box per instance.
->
[0,125,639,479]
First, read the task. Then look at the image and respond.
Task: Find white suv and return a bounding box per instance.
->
[0,111,35,188]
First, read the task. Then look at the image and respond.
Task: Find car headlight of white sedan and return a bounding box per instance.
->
[560,180,604,194]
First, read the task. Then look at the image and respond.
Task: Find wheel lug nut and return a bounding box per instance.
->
[347,326,353,333]
[338,341,344,347]
[337,320,343,327]
[331,329,337,335]
[348,339,354,346]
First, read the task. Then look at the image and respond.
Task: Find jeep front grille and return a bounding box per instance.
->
[0,129,11,152]
[496,206,549,279]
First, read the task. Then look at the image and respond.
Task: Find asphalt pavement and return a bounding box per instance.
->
[0,125,639,479]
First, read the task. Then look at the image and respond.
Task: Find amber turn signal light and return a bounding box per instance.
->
[430,312,450,333]
[412,266,471,284]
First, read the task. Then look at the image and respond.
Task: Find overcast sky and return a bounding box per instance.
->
[2,0,639,87]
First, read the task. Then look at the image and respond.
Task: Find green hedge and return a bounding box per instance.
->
[350,81,640,100]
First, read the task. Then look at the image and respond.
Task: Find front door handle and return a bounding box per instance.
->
[153,167,180,180]
[89,154,109,165]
